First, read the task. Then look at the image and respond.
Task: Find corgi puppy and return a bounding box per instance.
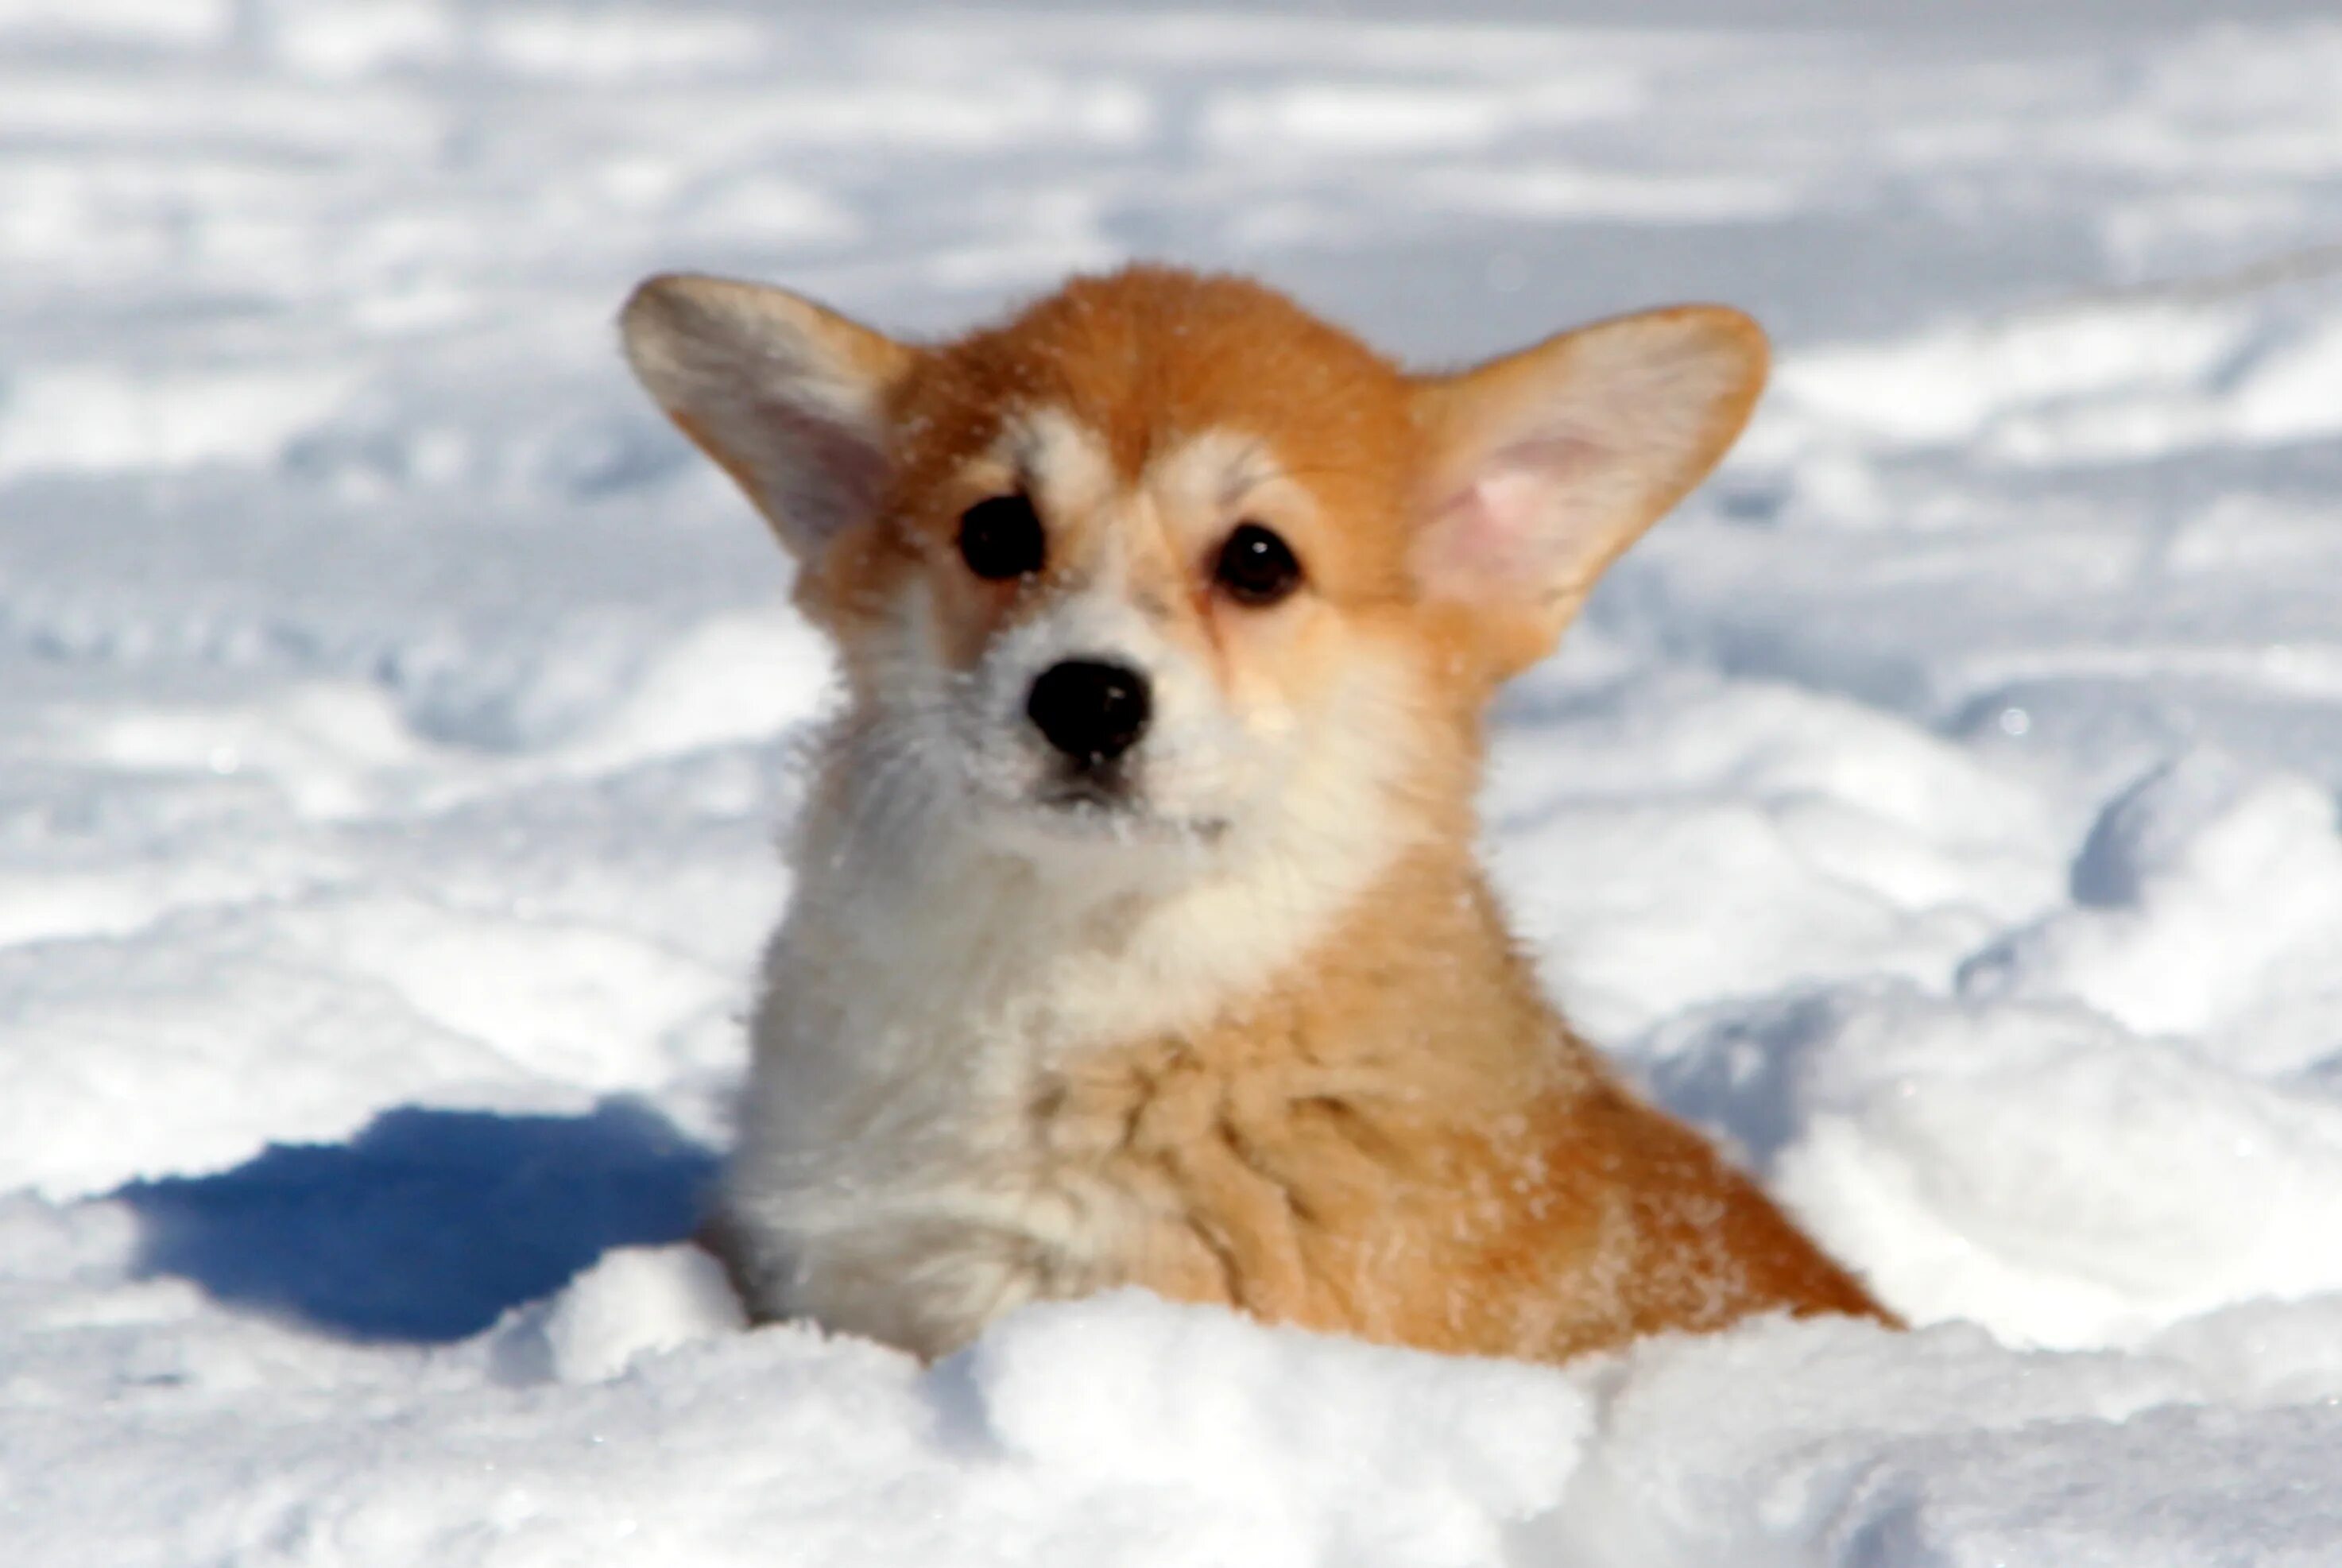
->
[620,264,1891,1363]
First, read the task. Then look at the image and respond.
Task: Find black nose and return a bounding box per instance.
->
[1026,659,1152,766]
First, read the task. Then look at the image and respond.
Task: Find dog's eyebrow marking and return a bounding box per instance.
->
[1148,428,1274,521]
[1218,438,1275,509]
[1001,405,1117,524]
[1008,422,1052,486]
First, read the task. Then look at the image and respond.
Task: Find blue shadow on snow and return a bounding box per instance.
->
[117,1098,718,1343]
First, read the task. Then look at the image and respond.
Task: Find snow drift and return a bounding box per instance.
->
[2,1,2340,1562]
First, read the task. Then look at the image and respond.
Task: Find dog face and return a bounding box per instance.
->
[621,266,1764,881]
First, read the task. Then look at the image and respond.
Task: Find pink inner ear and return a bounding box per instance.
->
[1438,473,1539,579]
[1418,432,1610,605]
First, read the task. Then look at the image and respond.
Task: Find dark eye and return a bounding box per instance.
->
[1214,522,1303,606]
[958,494,1046,580]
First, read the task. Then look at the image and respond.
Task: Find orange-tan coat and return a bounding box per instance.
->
[621,264,1893,1363]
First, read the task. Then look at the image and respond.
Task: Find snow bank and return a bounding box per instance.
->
[3,1264,1589,1568]
[3,1,2341,1562]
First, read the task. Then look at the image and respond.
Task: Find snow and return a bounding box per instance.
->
[2,0,2340,1562]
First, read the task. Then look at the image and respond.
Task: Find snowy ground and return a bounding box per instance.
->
[3,1,2341,1562]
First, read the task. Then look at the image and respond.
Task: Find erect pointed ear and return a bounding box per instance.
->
[620,273,918,560]
[1408,305,1767,676]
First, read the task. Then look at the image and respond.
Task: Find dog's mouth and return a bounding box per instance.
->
[1027,769,1229,846]
[945,724,1235,851]
[1036,761,1132,814]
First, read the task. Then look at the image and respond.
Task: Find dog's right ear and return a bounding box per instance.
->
[1407,305,1767,679]
[620,273,917,560]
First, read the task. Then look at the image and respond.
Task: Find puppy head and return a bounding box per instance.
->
[621,265,1763,874]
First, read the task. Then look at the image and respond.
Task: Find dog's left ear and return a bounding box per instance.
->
[621,273,918,561]
[1408,306,1766,676]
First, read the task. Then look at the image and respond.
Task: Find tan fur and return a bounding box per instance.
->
[1023,842,1887,1358]
[622,263,1895,1364]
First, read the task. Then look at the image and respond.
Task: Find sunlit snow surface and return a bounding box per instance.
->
[4,2,2342,1562]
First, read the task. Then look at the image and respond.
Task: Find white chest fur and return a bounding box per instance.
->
[714,733,1413,1357]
